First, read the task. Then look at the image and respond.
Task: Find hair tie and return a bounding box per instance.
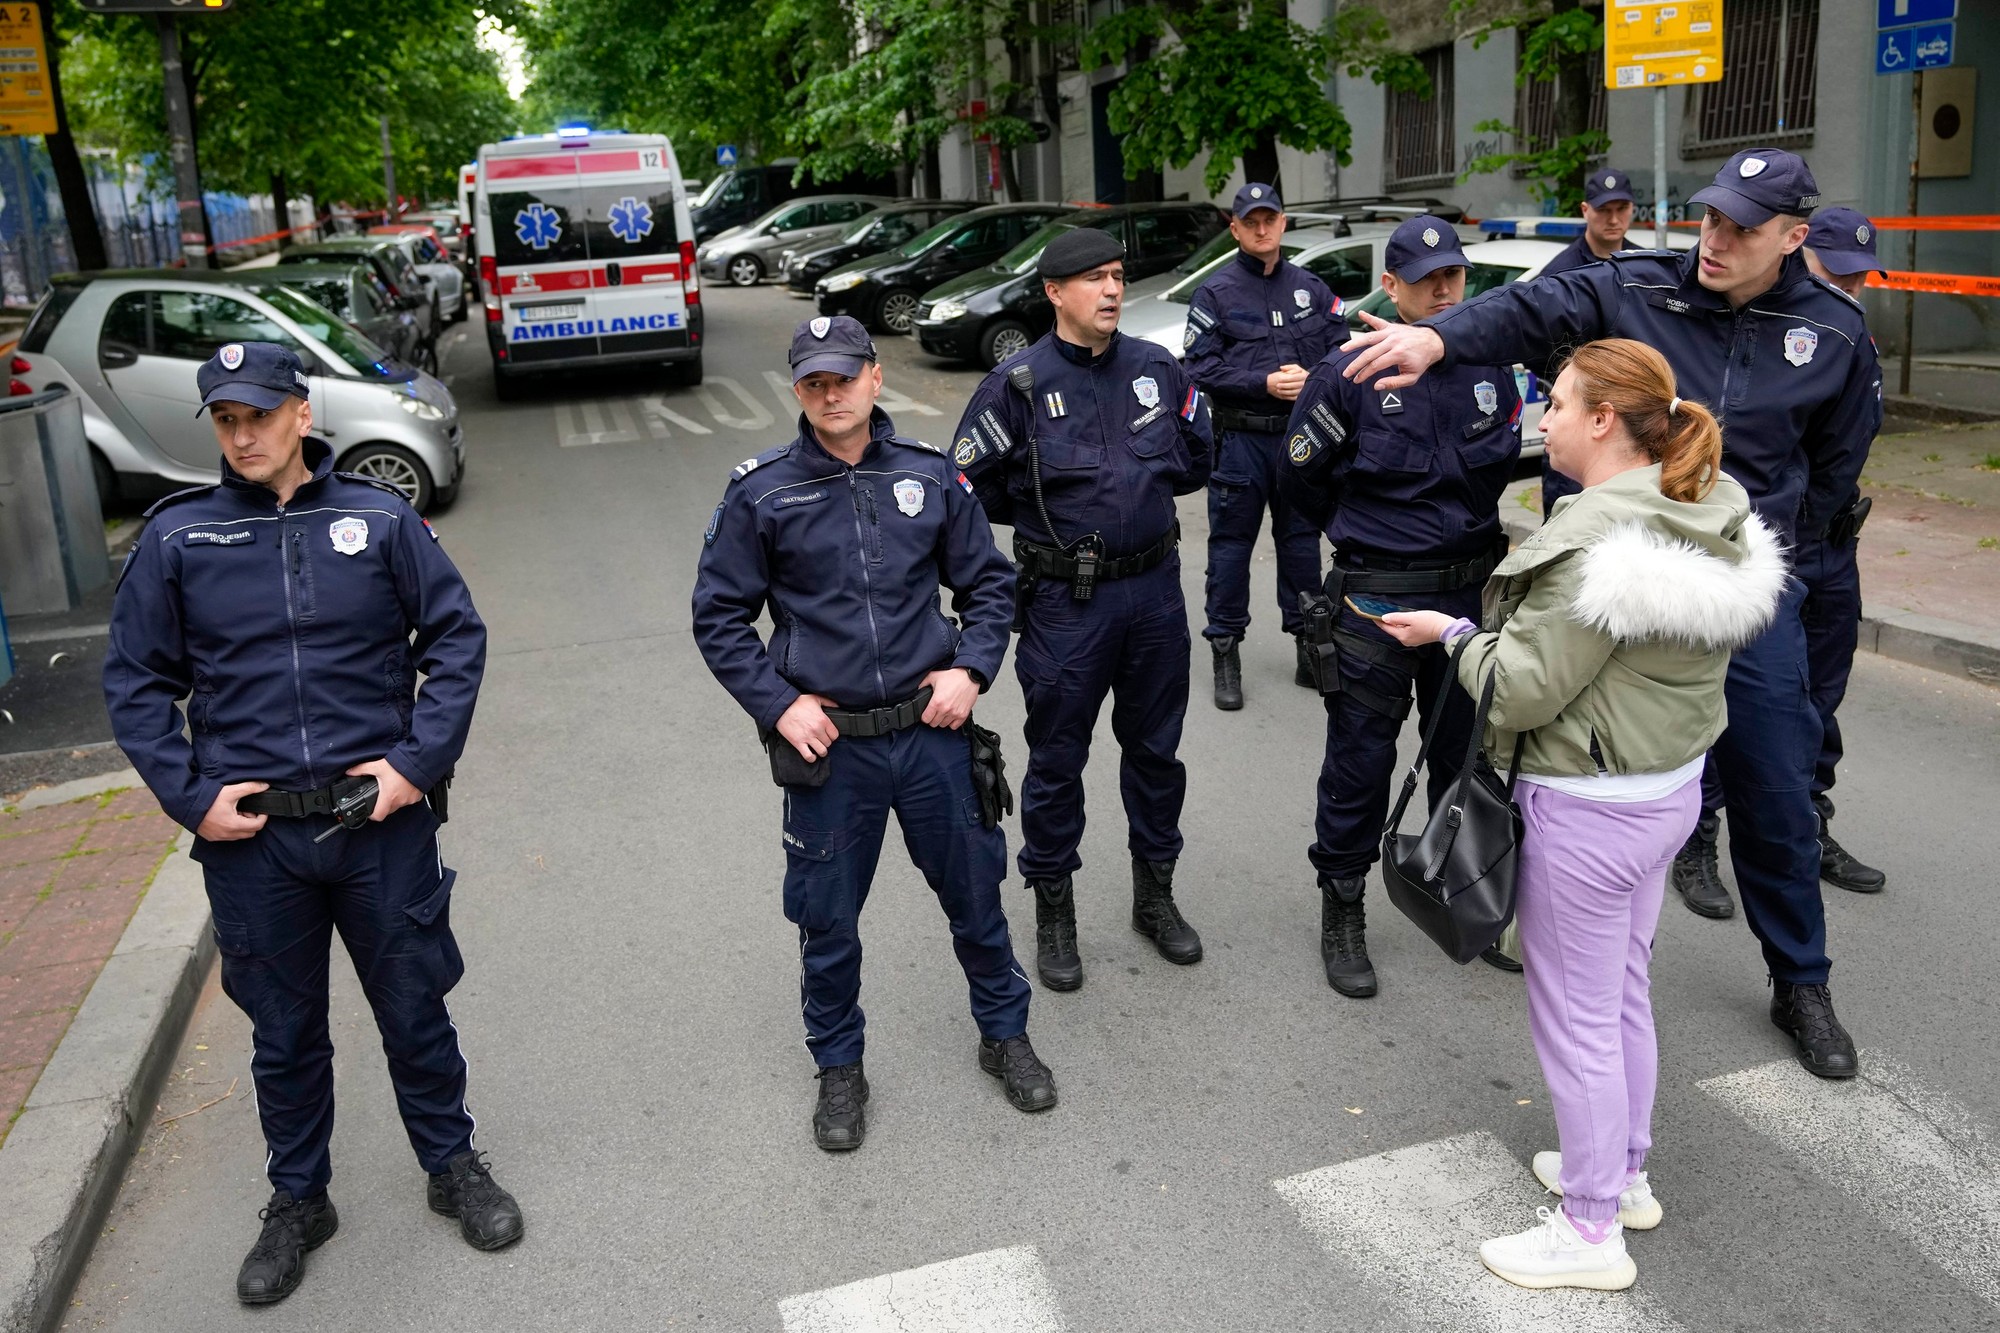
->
[1669,396,1683,416]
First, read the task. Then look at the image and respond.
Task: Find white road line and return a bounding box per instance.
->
[1701,1054,2000,1308]
[761,368,945,421]
[555,398,642,448]
[640,395,711,435]
[1274,1131,1686,1332]
[777,1245,1067,1333]
[697,375,774,432]
[764,368,800,415]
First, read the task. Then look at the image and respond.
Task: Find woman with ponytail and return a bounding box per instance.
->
[1381,338,1785,1291]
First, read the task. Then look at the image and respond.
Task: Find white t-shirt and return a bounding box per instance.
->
[1516,755,1706,804]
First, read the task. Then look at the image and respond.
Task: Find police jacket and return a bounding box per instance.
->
[1282,322,1522,562]
[691,407,1014,733]
[1184,251,1341,415]
[953,330,1214,557]
[104,439,486,835]
[1423,247,1880,545]
[1535,234,1607,280]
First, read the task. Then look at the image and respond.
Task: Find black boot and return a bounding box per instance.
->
[1294,634,1315,688]
[1131,858,1204,964]
[978,1033,1059,1111]
[1319,874,1377,997]
[1815,795,1886,894]
[426,1150,524,1251]
[236,1190,338,1305]
[1211,636,1244,711]
[1671,813,1734,919]
[1029,875,1083,991]
[811,1061,869,1151]
[1770,981,1859,1079]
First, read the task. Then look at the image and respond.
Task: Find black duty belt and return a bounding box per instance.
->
[1015,521,1180,585]
[1212,407,1291,434]
[239,784,348,818]
[1333,544,1504,596]
[824,686,934,738]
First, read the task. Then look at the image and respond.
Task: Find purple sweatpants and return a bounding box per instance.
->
[1515,776,1702,1223]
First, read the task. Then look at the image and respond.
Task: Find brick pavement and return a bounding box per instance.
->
[0,787,178,1146]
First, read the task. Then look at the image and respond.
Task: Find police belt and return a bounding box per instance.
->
[1212,406,1291,434]
[1329,543,1505,596]
[1014,521,1180,584]
[824,686,934,738]
[238,784,351,818]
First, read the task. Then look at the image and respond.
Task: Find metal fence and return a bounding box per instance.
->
[1385,45,1456,188]
[1690,0,1820,153]
[1513,75,1608,177]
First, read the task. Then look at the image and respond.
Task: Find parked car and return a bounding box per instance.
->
[13,270,465,512]
[689,160,898,241]
[911,202,1228,368]
[371,226,468,323]
[277,237,438,348]
[780,199,975,293]
[698,195,894,287]
[814,202,1074,334]
[259,261,426,370]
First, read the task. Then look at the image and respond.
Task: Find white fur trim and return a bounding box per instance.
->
[1569,514,1785,649]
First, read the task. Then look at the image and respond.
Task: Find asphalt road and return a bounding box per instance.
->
[62,286,2000,1332]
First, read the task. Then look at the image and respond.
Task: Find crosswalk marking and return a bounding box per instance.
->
[549,377,948,448]
[759,368,944,419]
[1700,1054,2000,1309]
[640,395,711,435]
[554,398,644,447]
[1274,1131,1687,1332]
[695,375,775,432]
[777,1244,1067,1332]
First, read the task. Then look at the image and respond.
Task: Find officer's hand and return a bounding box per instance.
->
[919,668,979,731]
[777,694,841,762]
[1339,312,1445,391]
[344,759,424,821]
[1378,610,1459,647]
[197,781,270,842]
[1266,364,1309,401]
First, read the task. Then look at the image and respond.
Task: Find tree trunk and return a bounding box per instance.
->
[38,1,106,272]
[1242,129,1282,197]
[923,138,941,199]
[1551,0,1592,204]
[270,171,293,250]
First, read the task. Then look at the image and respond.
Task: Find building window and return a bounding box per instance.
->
[1690,0,1818,152]
[1385,44,1455,188]
[1512,74,1607,177]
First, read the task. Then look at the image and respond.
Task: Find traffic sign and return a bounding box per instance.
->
[715,144,738,168]
[1878,0,1955,29]
[1877,23,1953,75]
[0,3,58,137]
[75,1,233,11]
[1910,22,1954,68]
[1605,1,1724,90]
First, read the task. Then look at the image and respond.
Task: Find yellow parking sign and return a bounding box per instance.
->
[1605,1,1726,90]
[0,2,56,136]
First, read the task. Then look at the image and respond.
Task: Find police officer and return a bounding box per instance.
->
[952,228,1214,992]
[1339,150,1881,1080]
[1537,167,1639,517]
[691,315,1053,1153]
[102,343,520,1305]
[1184,183,1338,709]
[1281,216,1523,998]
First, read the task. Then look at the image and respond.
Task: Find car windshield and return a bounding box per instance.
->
[840,212,890,243]
[1000,219,1079,275]
[1176,227,1243,277]
[896,215,970,258]
[253,283,411,380]
[693,173,731,208]
[1164,239,1309,304]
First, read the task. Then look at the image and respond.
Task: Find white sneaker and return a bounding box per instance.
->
[1480,1206,1637,1291]
[1531,1150,1663,1230]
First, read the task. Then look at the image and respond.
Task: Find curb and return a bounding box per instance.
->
[0,842,212,1333]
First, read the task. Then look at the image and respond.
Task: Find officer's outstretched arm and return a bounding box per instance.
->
[102,533,221,834]
[384,507,487,794]
[1277,367,1353,529]
[691,485,799,732]
[1183,289,1263,399]
[1801,334,1883,537]
[949,378,1020,526]
[1421,263,1621,374]
[937,472,1016,687]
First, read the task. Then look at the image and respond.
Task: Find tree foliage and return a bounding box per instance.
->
[1451,0,1608,212]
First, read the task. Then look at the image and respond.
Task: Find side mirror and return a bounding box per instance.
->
[98,340,140,370]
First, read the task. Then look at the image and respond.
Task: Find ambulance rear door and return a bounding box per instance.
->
[484,151,601,367]
[577,141,689,363]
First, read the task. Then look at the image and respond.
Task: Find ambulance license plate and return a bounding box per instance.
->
[518,302,583,323]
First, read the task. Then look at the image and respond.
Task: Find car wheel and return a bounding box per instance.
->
[418,341,440,376]
[979,319,1032,370]
[433,478,461,508]
[874,288,921,335]
[451,294,468,323]
[726,255,764,287]
[339,443,435,513]
[89,446,117,509]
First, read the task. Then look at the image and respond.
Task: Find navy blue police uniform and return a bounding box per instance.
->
[691,316,1046,1149]
[1536,167,1638,515]
[1281,216,1522,997]
[1418,150,1881,1074]
[952,226,1214,991]
[103,343,516,1297]
[1184,183,1338,698]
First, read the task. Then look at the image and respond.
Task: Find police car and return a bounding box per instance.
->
[474,129,702,398]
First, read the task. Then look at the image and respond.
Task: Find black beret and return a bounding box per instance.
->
[1037,226,1126,280]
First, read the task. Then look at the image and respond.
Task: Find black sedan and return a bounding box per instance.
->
[780,200,973,294]
[911,202,1228,368]
[813,203,1072,335]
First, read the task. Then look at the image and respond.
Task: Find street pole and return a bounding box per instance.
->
[381,113,396,223]
[1900,69,1922,397]
[154,13,209,268]
[1653,86,1668,249]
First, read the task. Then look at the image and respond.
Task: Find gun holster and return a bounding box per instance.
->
[1011,555,1037,633]
[426,767,454,824]
[1826,494,1873,547]
[1299,566,1346,698]
[762,731,830,788]
[968,722,1013,830]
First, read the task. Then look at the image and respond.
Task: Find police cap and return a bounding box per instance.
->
[1383,215,1468,283]
[1582,168,1635,208]
[1805,206,1886,277]
[1688,148,1821,229]
[195,342,310,416]
[788,314,878,382]
[1037,226,1126,281]
[1232,182,1282,218]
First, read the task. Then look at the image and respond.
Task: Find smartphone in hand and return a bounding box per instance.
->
[1343,593,1413,622]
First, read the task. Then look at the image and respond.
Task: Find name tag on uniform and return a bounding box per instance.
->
[183,528,256,546]
[1129,404,1164,432]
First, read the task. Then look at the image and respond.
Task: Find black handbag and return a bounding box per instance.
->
[1380,636,1525,965]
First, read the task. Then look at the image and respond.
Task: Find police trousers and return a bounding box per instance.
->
[1797,535,1861,796]
[195,802,474,1200]
[1013,558,1190,883]
[1309,584,1482,880]
[1203,428,1323,640]
[778,723,1032,1069]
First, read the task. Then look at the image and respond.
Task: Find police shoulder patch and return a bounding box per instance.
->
[731,443,793,480]
[140,483,220,520]
[703,501,725,547]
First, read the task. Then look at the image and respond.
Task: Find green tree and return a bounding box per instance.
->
[1451,0,1607,212]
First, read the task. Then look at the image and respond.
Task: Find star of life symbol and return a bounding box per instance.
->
[607,196,653,244]
[1422,227,1440,247]
[515,203,563,251]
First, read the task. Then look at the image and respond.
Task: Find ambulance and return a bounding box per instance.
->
[474,129,702,396]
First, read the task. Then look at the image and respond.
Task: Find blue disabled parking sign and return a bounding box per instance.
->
[1877,23,1954,74]
[716,144,738,168]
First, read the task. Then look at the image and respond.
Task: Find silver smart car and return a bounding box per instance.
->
[13,269,465,513]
